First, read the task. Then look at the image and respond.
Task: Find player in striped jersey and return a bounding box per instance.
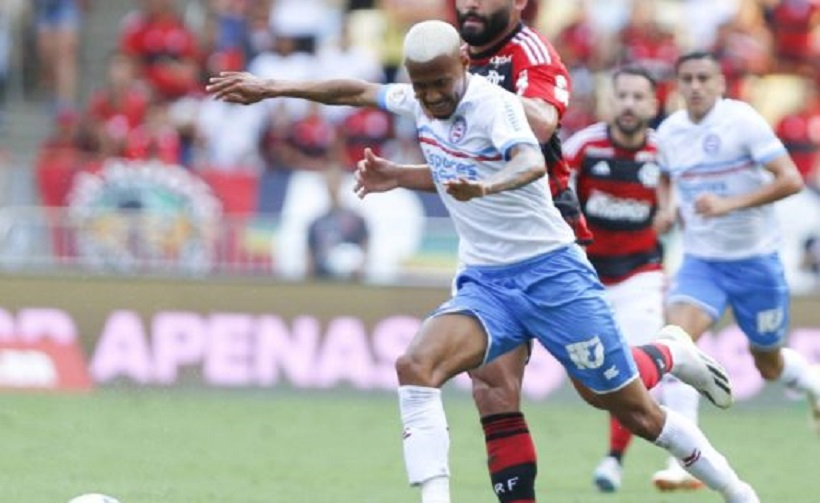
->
[565,66,702,493]
[656,51,820,489]
[455,2,595,500]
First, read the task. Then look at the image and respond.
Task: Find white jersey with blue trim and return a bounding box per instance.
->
[656,98,788,259]
[377,74,574,266]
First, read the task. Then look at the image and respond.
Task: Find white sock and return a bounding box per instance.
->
[661,374,700,423]
[654,407,743,496]
[398,385,450,502]
[778,348,820,400]
[420,476,450,503]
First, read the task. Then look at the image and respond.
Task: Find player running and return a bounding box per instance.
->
[655,51,820,490]
[564,66,703,492]
[208,21,759,503]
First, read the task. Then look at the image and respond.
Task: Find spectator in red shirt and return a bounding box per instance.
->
[616,3,679,124]
[86,51,152,158]
[776,79,820,184]
[124,102,181,165]
[766,0,820,74]
[119,0,201,101]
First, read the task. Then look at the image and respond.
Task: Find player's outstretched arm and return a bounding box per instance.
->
[353,148,436,199]
[445,144,546,202]
[207,71,382,108]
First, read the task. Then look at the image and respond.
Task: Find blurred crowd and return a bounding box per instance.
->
[2,0,820,282]
[15,0,820,193]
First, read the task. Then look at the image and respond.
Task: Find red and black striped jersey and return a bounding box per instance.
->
[564,122,663,284]
[467,23,592,244]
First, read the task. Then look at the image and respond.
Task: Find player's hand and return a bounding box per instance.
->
[444,178,486,201]
[694,193,733,217]
[353,148,399,198]
[653,207,676,234]
[206,72,271,105]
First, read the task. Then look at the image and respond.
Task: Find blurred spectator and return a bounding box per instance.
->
[123,102,181,165]
[201,0,252,72]
[801,235,820,285]
[337,108,392,171]
[616,0,679,124]
[280,102,338,172]
[85,51,152,159]
[712,0,773,99]
[377,0,449,82]
[765,0,820,75]
[190,47,266,172]
[37,107,83,172]
[306,167,369,281]
[33,0,86,110]
[120,0,201,102]
[775,79,820,184]
[248,31,317,122]
[245,0,274,57]
[679,0,741,50]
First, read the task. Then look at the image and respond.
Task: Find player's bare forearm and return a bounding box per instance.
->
[725,154,804,210]
[207,71,381,107]
[395,165,437,192]
[271,79,381,107]
[484,144,546,195]
[656,173,674,213]
[520,97,559,143]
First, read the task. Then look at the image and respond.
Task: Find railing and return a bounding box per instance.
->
[0,206,460,286]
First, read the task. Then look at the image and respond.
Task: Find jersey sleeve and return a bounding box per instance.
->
[514,61,571,118]
[486,91,540,160]
[376,84,417,118]
[562,130,587,172]
[738,103,788,163]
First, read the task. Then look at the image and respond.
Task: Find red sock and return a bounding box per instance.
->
[631,344,673,389]
[608,414,633,460]
[482,412,537,503]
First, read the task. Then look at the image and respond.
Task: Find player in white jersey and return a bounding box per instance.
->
[208,24,759,503]
[655,51,820,490]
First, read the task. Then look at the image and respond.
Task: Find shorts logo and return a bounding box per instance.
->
[757,308,784,334]
[702,133,721,154]
[566,336,605,370]
[449,116,467,144]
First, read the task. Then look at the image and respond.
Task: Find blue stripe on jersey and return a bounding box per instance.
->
[375,85,389,110]
[756,146,788,164]
[416,125,502,158]
[499,138,540,160]
[670,155,755,174]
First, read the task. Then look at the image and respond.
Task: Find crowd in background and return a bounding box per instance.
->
[1,0,820,284]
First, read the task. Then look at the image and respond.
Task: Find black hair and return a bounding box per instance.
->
[674,51,721,73]
[612,65,657,90]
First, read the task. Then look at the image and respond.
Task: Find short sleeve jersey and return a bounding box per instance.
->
[466,23,593,244]
[377,75,575,266]
[564,122,662,283]
[656,99,788,259]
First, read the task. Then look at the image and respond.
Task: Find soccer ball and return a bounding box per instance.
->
[68,494,120,503]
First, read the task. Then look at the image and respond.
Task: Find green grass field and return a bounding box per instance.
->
[1,390,817,502]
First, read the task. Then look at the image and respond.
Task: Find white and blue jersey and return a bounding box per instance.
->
[657,99,791,348]
[377,75,638,393]
[656,98,788,260]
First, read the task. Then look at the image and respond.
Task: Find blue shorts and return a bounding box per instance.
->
[668,254,790,349]
[432,245,638,394]
[35,0,81,30]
